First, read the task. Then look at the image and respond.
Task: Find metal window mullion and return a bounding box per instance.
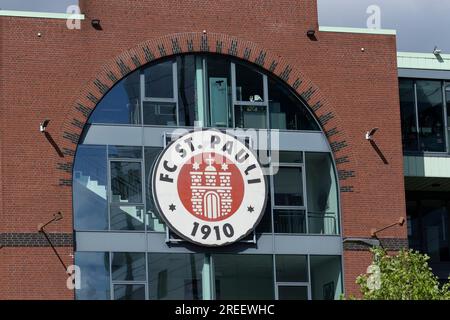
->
[302,152,309,234]
[442,81,449,153]
[140,72,145,125]
[107,154,112,231]
[276,282,310,286]
[143,97,177,103]
[273,254,278,300]
[306,255,312,300]
[112,281,147,285]
[109,251,113,300]
[231,62,237,127]
[173,60,179,126]
[264,74,269,129]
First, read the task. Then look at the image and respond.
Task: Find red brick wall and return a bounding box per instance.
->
[0,0,406,299]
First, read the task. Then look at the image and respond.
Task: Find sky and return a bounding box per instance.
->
[1,0,449,53]
[318,0,450,53]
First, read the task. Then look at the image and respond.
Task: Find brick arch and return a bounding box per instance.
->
[58,32,356,192]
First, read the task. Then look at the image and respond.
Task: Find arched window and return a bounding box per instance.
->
[87,54,320,131]
[74,54,342,300]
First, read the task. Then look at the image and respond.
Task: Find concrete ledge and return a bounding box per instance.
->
[319,26,396,35]
[398,51,450,71]
[0,10,85,20]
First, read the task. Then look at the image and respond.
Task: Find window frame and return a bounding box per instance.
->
[107,152,146,232]
[401,78,449,155]
[270,152,309,234]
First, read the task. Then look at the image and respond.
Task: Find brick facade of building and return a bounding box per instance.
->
[0,0,406,299]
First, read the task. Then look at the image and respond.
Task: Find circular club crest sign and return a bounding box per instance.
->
[152,129,267,246]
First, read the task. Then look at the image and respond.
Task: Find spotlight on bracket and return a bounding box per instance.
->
[433,46,442,56]
[40,119,50,133]
[365,127,379,141]
[307,29,316,38]
[91,19,102,30]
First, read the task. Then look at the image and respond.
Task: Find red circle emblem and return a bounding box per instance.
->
[177,152,244,222]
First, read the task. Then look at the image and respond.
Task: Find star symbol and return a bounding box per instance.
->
[192,162,200,170]
[169,204,176,212]
[247,205,254,213]
[221,163,229,171]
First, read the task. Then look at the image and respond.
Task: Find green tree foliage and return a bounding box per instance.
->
[356,247,450,300]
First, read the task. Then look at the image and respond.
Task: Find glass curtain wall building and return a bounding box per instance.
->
[74,54,342,300]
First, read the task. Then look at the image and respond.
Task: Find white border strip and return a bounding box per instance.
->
[0,10,85,20]
[319,26,396,35]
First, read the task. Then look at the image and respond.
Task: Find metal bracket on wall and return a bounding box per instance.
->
[343,237,380,247]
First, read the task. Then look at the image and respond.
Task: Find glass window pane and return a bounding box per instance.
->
[310,256,342,300]
[269,77,319,131]
[207,57,232,127]
[111,252,146,281]
[110,161,142,203]
[114,284,146,300]
[306,153,339,235]
[88,71,140,125]
[399,79,419,151]
[143,101,177,126]
[278,286,308,300]
[273,167,303,206]
[234,105,267,129]
[148,253,204,300]
[108,146,142,159]
[273,209,306,233]
[110,204,145,231]
[145,147,166,232]
[73,145,108,231]
[417,80,445,152]
[276,255,308,282]
[213,254,274,300]
[144,60,174,98]
[235,63,264,102]
[75,252,110,300]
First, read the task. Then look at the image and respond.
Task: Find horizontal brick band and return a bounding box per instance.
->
[0,233,73,247]
[343,237,409,251]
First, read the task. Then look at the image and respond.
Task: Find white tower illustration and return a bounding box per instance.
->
[190,155,232,219]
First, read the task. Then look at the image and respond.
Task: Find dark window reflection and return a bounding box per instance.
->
[278,286,308,300]
[73,145,108,230]
[276,255,308,282]
[114,284,146,300]
[273,209,306,233]
[177,55,197,126]
[213,254,274,300]
[235,63,264,102]
[273,167,303,206]
[144,60,174,98]
[148,254,203,300]
[269,77,319,131]
[407,192,450,264]
[111,252,146,281]
[75,252,110,300]
[88,71,140,125]
[110,162,142,203]
[108,146,142,159]
[399,79,419,151]
[143,101,177,126]
[417,80,445,152]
